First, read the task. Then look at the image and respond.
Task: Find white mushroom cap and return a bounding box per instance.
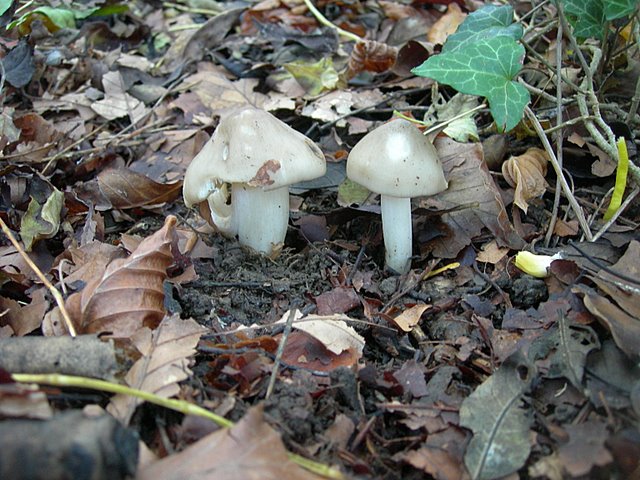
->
[183,107,326,208]
[182,107,326,256]
[346,119,447,197]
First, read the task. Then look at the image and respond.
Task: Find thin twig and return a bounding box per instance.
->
[525,106,593,241]
[627,21,640,123]
[0,217,77,336]
[591,186,640,242]
[301,0,362,43]
[265,307,299,400]
[544,16,564,247]
[42,124,108,174]
[162,1,222,15]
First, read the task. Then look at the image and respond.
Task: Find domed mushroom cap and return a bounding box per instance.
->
[183,107,326,207]
[347,119,448,198]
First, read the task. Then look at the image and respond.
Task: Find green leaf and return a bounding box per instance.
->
[561,0,605,39]
[443,5,523,53]
[0,0,12,17]
[283,57,339,96]
[604,0,640,20]
[30,6,76,29]
[78,4,129,20]
[8,6,76,32]
[19,190,64,251]
[412,36,529,131]
[337,178,371,207]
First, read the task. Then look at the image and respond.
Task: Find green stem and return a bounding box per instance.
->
[603,137,629,221]
[12,373,344,479]
[301,0,362,43]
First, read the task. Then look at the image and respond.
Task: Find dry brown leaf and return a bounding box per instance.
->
[553,218,579,237]
[279,310,365,357]
[0,288,48,336]
[281,331,361,372]
[558,420,613,476]
[62,215,179,336]
[58,241,126,286]
[107,314,207,424]
[402,446,465,480]
[345,40,398,80]
[178,63,269,117]
[315,287,360,315]
[97,168,182,209]
[0,381,53,420]
[138,405,328,480]
[422,138,524,258]
[276,311,364,372]
[427,3,467,45]
[476,240,509,264]
[592,240,640,319]
[580,288,640,357]
[91,71,148,123]
[392,304,431,332]
[502,147,549,213]
[181,8,245,65]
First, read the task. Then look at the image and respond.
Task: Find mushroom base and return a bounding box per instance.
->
[232,184,289,256]
[380,194,412,274]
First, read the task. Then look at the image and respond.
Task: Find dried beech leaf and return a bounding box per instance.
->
[0,288,48,336]
[427,3,467,45]
[392,304,431,332]
[97,168,182,209]
[580,288,640,358]
[281,331,361,372]
[423,138,524,258]
[178,63,269,117]
[558,420,613,476]
[315,287,360,315]
[107,314,207,424]
[501,147,549,212]
[278,310,365,357]
[592,240,640,319]
[66,216,179,336]
[345,40,398,80]
[138,405,326,480]
[0,381,53,419]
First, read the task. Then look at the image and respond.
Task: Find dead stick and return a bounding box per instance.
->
[265,307,299,399]
[0,217,77,336]
[524,106,593,241]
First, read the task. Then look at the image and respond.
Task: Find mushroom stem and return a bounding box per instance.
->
[232,184,289,255]
[380,194,412,273]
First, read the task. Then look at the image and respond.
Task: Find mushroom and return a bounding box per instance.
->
[347,119,448,273]
[183,107,326,256]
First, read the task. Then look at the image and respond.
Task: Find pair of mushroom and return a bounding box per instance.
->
[183,108,447,273]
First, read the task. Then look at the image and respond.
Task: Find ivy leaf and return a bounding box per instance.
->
[561,0,605,39]
[604,0,640,20]
[412,36,529,131]
[442,5,523,53]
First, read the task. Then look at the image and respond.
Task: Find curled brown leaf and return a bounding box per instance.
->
[345,40,398,80]
[501,147,549,213]
[64,215,179,336]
